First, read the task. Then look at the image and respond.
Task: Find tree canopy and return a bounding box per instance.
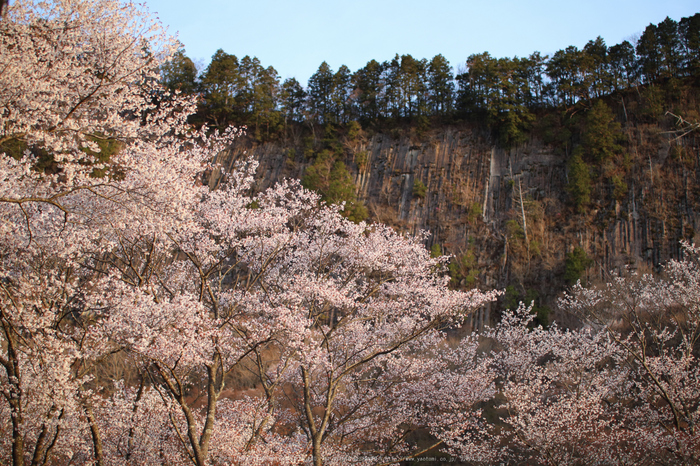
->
[162,12,700,147]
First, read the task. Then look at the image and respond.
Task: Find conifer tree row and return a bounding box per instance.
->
[163,13,700,142]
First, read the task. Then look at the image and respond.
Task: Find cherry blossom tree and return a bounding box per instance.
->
[0,0,212,464]
[0,2,499,466]
[450,247,700,466]
[472,305,632,465]
[95,175,498,465]
[227,208,497,465]
[561,244,700,464]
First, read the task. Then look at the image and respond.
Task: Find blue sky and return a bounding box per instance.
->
[143,0,700,84]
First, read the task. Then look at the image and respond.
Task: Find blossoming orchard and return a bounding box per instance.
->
[1,1,699,465]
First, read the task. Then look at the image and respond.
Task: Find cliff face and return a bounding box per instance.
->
[210,126,496,266]
[210,117,700,318]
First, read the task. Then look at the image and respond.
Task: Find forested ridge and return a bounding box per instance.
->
[3,1,700,465]
[164,13,700,146]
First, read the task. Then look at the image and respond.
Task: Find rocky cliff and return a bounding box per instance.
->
[209,112,700,326]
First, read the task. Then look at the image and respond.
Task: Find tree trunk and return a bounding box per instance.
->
[85,404,104,466]
[30,407,63,466]
[198,361,223,462]
[11,405,24,466]
[312,435,323,466]
[301,366,322,466]
[3,328,25,466]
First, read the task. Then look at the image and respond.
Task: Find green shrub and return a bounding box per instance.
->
[355,151,368,171]
[467,202,482,223]
[505,219,524,240]
[567,149,592,213]
[564,247,593,285]
[449,250,479,288]
[583,100,624,162]
[413,179,427,199]
[346,121,362,141]
[611,174,628,201]
[302,151,368,223]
